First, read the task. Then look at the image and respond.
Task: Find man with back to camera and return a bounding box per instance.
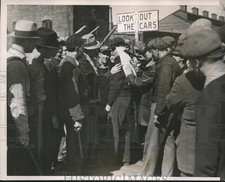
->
[7,20,40,175]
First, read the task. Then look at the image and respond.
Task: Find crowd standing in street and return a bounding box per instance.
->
[6,18,225,180]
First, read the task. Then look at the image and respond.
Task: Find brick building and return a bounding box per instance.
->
[7,5,112,40]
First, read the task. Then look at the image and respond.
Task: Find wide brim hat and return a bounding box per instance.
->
[10,20,41,39]
[36,27,59,49]
[82,33,100,50]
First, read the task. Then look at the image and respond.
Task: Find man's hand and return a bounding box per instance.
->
[19,133,29,147]
[74,121,82,132]
[105,104,111,112]
[110,63,122,74]
[153,114,159,125]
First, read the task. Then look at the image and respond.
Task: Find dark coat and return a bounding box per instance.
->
[153,53,183,116]
[194,74,225,179]
[43,59,59,120]
[7,57,31,141]
[78,54,98,100]
[96,67,111,105]
[59,56,89,122]
[127,63,156,126]
[107,56,131,106]
[166,71,205,175]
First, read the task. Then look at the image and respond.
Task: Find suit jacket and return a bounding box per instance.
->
[167,71,205,175]
[78,54,98,100]
[194,74,225,179]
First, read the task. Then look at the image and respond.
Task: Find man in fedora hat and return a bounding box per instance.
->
[76,33,101,165]
[7,19,40,175]
[28,27,61,174]
[78,33,100,101]
[177,20,225,179]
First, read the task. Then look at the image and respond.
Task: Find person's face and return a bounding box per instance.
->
[145,51,153,60]
[151,49,160,61]
[173,55,184,68]
[38,47,59,59]
[24,39,37,53]
[110,49,118,63]
[98,52,109,64]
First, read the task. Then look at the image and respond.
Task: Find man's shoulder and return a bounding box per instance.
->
[7,57,27,69]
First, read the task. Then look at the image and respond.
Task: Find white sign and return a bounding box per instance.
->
[117,10,159,33]
[138,10,158,31]
[117,12,137,33]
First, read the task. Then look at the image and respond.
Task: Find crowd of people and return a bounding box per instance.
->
[7,18,225,179]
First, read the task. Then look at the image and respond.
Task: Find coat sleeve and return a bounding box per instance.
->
[127,65,155,87]
[166,76,185,113]
[8,61,30,135]
[60,62,84,122]
[43,62,58,118]
[154,62,173,116]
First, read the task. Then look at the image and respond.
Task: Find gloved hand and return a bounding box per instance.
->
[19,132,29,147]
[105,104,111,112]
[74,121,82,132]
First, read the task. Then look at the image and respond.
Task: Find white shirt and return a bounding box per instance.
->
[201,59,225,87]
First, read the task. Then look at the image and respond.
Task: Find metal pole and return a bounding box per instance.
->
[135,12,139,42]
[26,146,43,175]
[89,26,100,34]
[77,131,84,159]
[74,25,86,34]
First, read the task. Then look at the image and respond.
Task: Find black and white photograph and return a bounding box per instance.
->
[0,0,225,180]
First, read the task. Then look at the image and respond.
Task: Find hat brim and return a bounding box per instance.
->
[10,32,42,39]
[84,41,100,50]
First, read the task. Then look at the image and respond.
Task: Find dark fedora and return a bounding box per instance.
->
[37,27,60,49]
[11,20,41,39]
[65,34,83,51]
[108,37,125,49]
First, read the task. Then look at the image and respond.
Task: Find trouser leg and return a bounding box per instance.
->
[161,131,176,177]
[138,103,160,176]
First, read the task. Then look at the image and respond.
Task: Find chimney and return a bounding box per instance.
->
[202,10,209,18]
[211,13,217,20]
[180,5,187,12]
[192,7,199,15]
[219,16,224,22]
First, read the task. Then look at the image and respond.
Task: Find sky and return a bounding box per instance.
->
[111,4,225,24]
